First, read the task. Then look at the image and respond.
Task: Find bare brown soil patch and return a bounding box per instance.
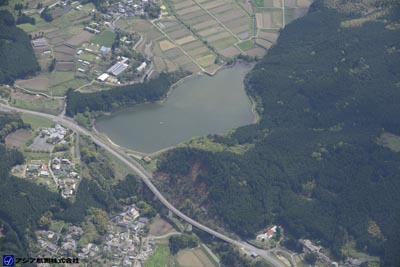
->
[219,46,241,57]
[53,45,75,54]
[224,17,249,29]
[164,47,184,58]
[284,0,296,7]
[169,29,191,39]
[175,0,195,10]
[192,20,218,30]
[209,4,233,14]
[55,62,75,71]
[256,38,274,49]
[246,47,267,57]
[181,10,207,21]
[202,1,225,10]
[149,218,174,236]
[182,62,201,73]
[188,46,209,57]
[16,76,50,91]
[172,55,192,65]
[177,5,201,16]
[231,24,250,34]
[258,31,279,43]
[297,0,312,7]
[181,40,203,50]
[205,32,230,42]
[197,54,215,67]
[49,37,66,45]
[177,250,204,267]
[54,52,74,61]
[218,10,245,22]
[66,31,94,46]
[238,0,253,14]
[159,40,176,51]
[5,129,32,149]
[198,26,225,37]
[153,56,167,72]
[175,35,196,45]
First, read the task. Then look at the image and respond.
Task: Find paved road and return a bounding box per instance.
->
[0,103,287,267]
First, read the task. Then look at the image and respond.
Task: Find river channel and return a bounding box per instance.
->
[95,63,255,153]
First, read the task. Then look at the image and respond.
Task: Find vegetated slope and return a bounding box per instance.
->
[66,71,188,116]
[0,11,40,85]
[156,1,400,266]
[0,113,62,265]
[0,113,144,262]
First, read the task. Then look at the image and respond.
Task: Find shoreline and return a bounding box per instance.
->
[93,61,261,156]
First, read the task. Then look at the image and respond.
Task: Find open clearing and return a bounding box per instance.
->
[159,40,177,51]
[149,218,174,236]
[175,35,196,45]
[16,76,50,91]
[21,114,54,129]
[144,244,171,267]
[5,129,32,149]
[378,132,400,152]
[11,91,64,115]
[176,247,218,267]
[93,30,116,47]
[66,30,94,46]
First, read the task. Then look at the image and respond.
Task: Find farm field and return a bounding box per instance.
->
[149,217,175,236]
[5,129,32,149]
[144,244,171,267]
[150,0,314,74]
[93,30,116,47]
[21,114,54,129]
[10,90,64,115]
[176,246,219,267]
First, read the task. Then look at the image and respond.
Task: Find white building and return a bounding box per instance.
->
[136,62,147,72]
[97,73,110,82]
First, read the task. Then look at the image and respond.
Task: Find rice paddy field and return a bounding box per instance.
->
[126,0,313,74]
[12,0,313,90]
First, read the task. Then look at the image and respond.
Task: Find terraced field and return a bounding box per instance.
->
[119,0,313,75]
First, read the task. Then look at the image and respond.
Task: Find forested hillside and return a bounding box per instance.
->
[0,112,63,265]
[66,71,188,116]
[156,1,400,266]
[0,10,40,84]
[0,112,146,263]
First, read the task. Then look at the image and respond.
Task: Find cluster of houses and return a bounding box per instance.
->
[256,225,278,242]
[107,0,158,17]
[41,124,68,145]
[51,157,80,198]
[34,204,154,267]
[37,230,61,255]
[23,160,51,180]
[299,239,341,267]
[37,226,84,259]
[106,204,155,266]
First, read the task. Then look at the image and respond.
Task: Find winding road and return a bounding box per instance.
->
[0,103,288,267]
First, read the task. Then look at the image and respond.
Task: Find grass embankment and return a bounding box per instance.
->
[145,244,171,267]
[21,114,54,129]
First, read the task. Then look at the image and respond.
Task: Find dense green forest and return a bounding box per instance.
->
[0,112,62,265]
[0,112,149,263]
[0,10,40,84]
[156,1,400,266]
[66,71,188,116]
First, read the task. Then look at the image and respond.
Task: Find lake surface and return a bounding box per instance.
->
[95,64,255,153]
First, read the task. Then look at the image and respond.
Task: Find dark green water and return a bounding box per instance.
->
[95,64,255,153]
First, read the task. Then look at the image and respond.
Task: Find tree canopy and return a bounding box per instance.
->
[0,10,40,84]
[156,1,400,266]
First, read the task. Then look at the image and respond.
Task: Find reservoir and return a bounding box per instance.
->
[95,63,255,153]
